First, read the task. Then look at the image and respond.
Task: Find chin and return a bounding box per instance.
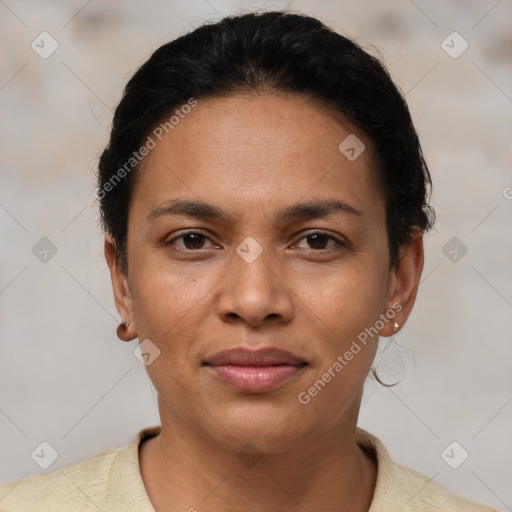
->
[202,399,312,451]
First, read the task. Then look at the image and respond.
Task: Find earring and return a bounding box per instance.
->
[116,321,134,342]
[393,321,400,333]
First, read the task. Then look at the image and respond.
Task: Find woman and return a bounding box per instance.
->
[0,10,498,512]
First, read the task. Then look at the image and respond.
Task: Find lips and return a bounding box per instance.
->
[204,347,306,367]
[203,348,308,393]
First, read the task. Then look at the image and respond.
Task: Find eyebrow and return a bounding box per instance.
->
[146,198,363,225]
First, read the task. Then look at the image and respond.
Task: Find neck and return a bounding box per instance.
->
[139,395,377,512]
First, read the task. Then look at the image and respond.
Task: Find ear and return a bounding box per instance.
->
[379,228,424,337]
[104,234,134,326]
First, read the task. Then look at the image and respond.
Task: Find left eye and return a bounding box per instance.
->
[294,232,343,250]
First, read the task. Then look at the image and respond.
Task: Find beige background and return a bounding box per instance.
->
[1,0,511,510]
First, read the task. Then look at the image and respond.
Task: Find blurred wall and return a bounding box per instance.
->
[0,1,511,509]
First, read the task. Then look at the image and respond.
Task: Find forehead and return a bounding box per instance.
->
[131,93,384,223]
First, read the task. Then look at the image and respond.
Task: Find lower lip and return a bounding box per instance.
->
[206,364,306,393]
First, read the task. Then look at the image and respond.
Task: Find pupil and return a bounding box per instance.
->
[184,234,204,249]
[308,234,327,249]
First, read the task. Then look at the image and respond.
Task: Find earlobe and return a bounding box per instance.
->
[379,228,424,338]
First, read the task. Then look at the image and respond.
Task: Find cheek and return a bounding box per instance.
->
[295,269,384,414]
[129,261,210,402]
[291,256,388,381]
[296,256,387,326]
[128,253,215,351]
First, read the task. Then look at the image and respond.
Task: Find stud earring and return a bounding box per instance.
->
[393,321,400,333]
[116,321,133,342]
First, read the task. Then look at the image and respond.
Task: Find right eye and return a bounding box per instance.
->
[165,231,217,251]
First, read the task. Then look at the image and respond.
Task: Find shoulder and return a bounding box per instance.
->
[0,426,160,512]
[0,445,122,511]
[355,427,499,512]
[387,459,498,511]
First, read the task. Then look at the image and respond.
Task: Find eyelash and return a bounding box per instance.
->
[165,230,345,252]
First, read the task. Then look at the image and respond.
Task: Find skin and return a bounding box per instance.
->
[105,93,424,512]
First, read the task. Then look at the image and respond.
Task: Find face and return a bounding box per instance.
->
[106,93,423,452]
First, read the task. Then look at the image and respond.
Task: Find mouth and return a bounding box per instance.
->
[202,347,308,393]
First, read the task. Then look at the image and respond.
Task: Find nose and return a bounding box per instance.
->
[216,247,294,328]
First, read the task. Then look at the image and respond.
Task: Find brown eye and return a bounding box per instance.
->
[306,233,330,249]
[181,233,206,249]
[166,232,216,250]
[294,231,343,250]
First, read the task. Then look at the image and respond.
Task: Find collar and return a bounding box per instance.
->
[106,425,404,511]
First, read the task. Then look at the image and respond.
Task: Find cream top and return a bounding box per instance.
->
[0,426,498,511]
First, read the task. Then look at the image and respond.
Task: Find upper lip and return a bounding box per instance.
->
[204,348,307,367]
